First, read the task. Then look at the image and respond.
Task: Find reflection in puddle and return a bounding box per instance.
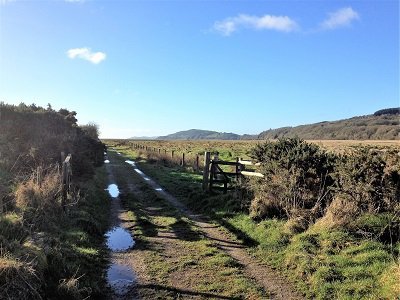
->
[107,184,120,198]
[125,160,136,166]
[105,226,135,251]
[107,264,136,295]
[117,152,121,155]
[104,159,110,164]
[155,188,163,191]
[134,169,145,176]
[104,152,107,155]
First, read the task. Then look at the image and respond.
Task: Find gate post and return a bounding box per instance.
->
[202,152,211,191]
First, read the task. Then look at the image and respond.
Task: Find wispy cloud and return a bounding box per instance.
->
[67,48,106,64]
[321,7,360,30]
[214,14,298,36]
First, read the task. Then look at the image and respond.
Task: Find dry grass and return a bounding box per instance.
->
[315,196,360,229]
[0,251,42,299]
[15,167,61,209]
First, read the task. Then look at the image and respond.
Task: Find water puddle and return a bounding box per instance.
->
[104,151,107,155]
[125,160,136,166]
[117,152,121,155]
[155,188,163,191]
[107,184,120,198]
[105,226,135,251]
[107,264,136,295]
[104,159,110,164]
[134,169,145,176]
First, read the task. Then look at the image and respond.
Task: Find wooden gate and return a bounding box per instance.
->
[202,152,263,194]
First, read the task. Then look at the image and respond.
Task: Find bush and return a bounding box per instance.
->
[248,138,335,224]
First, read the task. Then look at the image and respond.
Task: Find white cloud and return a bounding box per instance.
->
[67,47,106,64]
[321,7,360,30]
[214,14,298,36]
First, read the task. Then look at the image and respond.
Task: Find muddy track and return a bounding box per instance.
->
[105,152,303,299]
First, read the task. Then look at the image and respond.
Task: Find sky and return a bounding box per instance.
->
[0,0,399,138]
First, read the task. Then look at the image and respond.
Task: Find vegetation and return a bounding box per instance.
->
[0,103,109,299]
[258,112,399,140]
[107,138,400,299]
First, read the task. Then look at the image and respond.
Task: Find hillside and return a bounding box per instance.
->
[157,129,242,140]
[259,109,400,140]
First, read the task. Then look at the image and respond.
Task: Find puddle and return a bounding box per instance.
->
[105,226,135,252]
[104,159,110,164]
[155,188,163,191]
[134,169,145,176]
[104,152,107,155]
[107,184,120,198]
[107,263,136,295]
[125,160,136,166]
[117,152,121,155]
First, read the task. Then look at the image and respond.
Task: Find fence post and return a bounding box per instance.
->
[182,153,185,166]
[196,155,199,172]
[171,150,174,158]
[202,152,211,191]
[62,160,67,211]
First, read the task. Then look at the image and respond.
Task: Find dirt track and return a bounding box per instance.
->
[105,151,303,299]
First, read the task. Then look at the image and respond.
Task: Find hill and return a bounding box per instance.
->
[259,109,399,140]
[157,129,242,140]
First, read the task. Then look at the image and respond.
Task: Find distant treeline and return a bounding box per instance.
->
[259,110,399,140]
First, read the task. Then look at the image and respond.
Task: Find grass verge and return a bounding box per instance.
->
[0,166,111,299]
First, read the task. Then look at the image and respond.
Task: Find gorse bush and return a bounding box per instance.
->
[247,138,400,235]
[0,102,104,179]
[248,138,335,226]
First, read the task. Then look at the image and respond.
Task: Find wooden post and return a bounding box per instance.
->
[158,148,161,154]
[164,149,167,155]
[171,150,174,158]
[182,153,185,166]
[62,160,67,211]
[202,152,211,191]
[196,155,199,172]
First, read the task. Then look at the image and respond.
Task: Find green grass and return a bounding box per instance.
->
[106,142,400,299]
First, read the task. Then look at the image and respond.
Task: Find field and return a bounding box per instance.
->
[104,138,400,299]
[104,139,400,163]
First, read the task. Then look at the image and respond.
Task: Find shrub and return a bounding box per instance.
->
[248,138,335,224]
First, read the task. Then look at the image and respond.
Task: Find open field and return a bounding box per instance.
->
[104,139,399,162]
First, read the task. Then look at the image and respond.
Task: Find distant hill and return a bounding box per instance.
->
[157,129,242,140]
[259,108,400,140]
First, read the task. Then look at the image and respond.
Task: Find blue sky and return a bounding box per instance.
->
[0,0,398,138]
